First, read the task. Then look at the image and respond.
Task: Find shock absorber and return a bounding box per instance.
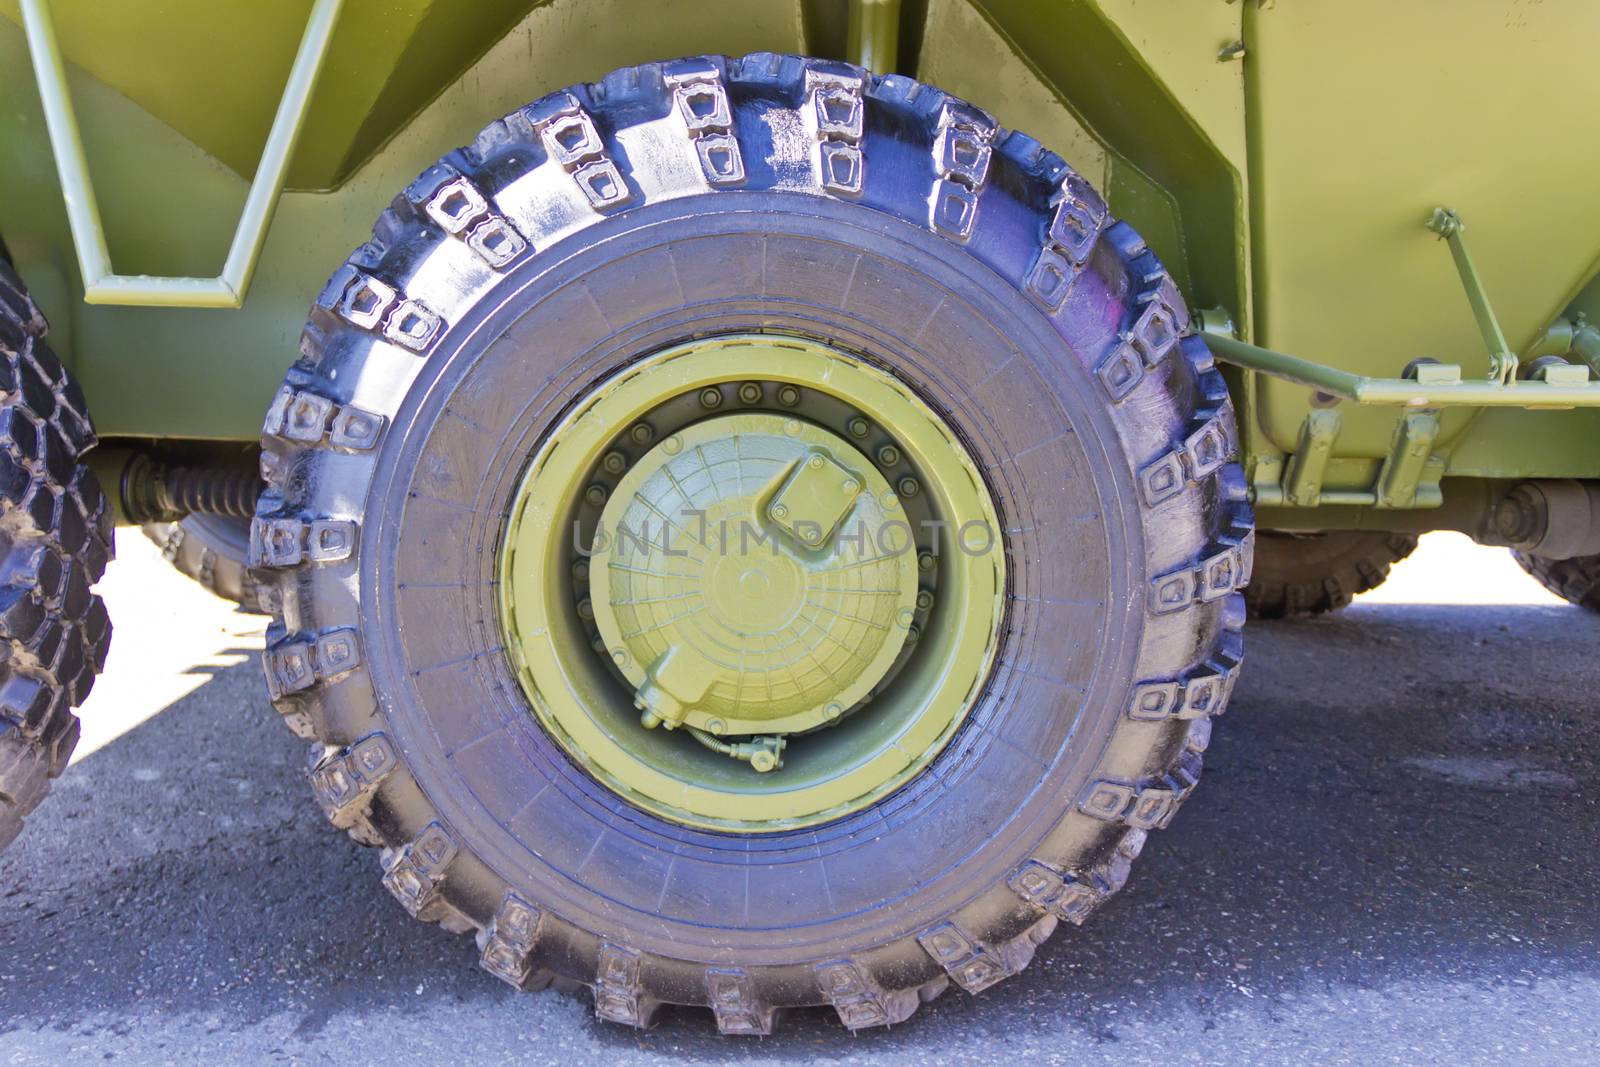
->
[118,452,264,522]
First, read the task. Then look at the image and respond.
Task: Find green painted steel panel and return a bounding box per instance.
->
[0,0,542,191]
[0,0,1596,516]
[0,0,809,438]
[1243,2,1600,481]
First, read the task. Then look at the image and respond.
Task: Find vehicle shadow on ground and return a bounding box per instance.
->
[2,602,1598,1056]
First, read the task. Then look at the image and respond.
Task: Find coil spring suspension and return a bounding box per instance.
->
[120,453,263,522]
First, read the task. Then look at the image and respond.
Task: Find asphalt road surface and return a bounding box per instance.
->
[2,532,1598,1065]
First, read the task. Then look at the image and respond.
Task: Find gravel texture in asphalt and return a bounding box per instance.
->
[1,532,1597,1065]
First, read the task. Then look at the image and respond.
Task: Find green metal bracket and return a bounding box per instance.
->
[1202,331,1600,408]
[1522,314,1600,380]
[1281,408,1340,506]
[19,0,344,308]
[1202,212,1600,505]
[846,0,901,73]
[1199,205,1600,412]
[1252,405,1444,510]
[1426,207,1518,383]
[1374,411,1442,508]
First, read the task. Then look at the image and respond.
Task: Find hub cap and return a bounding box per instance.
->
[590,413,919,740]
[498,336,1004,831]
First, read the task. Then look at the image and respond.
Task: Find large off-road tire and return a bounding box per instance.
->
[255,55,1251,1033]
[0,261,113,853]
[142,516,268,613]
[1244,529,1417,619]
[1511,550,1600,611]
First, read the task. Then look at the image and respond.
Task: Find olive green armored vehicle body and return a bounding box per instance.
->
[0,0,1595,1034]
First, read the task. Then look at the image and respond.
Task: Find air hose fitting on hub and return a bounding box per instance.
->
[686,728,786,773]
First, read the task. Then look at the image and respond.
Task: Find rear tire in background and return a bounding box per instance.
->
[1512,550,1600,612]
[143,515,268,613]
[0,261,113,854]
[1245,530,1417,619]
[254,55,1251,1031]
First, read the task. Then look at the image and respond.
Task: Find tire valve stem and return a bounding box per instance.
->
[687,727,785,773]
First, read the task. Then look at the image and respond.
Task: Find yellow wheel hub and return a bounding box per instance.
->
[497,336,1004,832]
[590,413,919,738]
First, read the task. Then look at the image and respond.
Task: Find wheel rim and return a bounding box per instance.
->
[498,334,1005,832]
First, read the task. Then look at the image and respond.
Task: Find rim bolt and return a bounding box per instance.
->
[585,484,608,507]
[918,551,936,572]
[847,417,870,438]
[628,422,654,446]
[738,382,763,404]
[906,623,921,642]
[572,560,590,581]
[777,384,801,407]
[897,476,920,498]
[877,445,901,467]
[577,598,595,620]
[916,589,934,611]
[602,451,627,475]
[699,387,723,409]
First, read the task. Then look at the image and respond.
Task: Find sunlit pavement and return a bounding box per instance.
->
[1,530,1597,1065]
[70,533,266,766]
